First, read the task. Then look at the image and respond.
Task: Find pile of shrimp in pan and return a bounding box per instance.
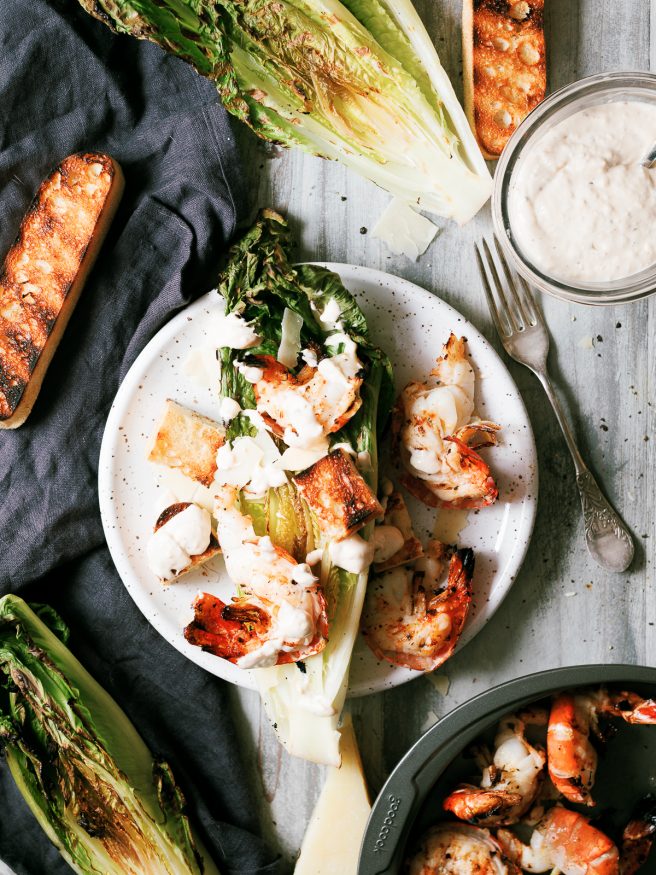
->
[361,333,501,673]
[406,688,656,875]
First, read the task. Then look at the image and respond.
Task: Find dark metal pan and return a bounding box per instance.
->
[359,664,656,874]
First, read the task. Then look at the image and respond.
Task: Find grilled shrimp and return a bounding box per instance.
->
[184,486,328,667]
[621,795,656,874]
[497,806,620,874]
[252,346,363,446]
[406,823,521,874]
[443,711,546,826]
[547,690,656,806]
[361,540,474,671]
[395,334,500,509]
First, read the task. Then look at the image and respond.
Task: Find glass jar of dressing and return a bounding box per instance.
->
[493,71,656,305]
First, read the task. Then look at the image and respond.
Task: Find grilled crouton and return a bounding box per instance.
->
[294,449,383,542]
[152,502,221,584]
[148,400,225,486]
[374,490,424,572]
[463,0,546,158]
[0,152,124,427]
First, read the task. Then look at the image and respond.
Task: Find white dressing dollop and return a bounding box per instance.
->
[219,396,241,423]
[147,504,212,581]
[235,361,264,383]
[216,312,261,349]
[329,533,375,574]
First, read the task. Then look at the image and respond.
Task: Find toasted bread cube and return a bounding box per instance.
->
[294,449,383,541]
[148,400,225,486]
[374,490,424,572]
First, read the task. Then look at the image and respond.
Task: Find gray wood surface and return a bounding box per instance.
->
[230,1,656,870]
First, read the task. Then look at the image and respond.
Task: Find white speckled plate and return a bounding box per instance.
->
[98,264,537,697]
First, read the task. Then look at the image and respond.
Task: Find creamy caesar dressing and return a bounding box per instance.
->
[329,533,375,574]
[218,395,241,423]
[216,312,261,349]
[146,504,212,581]
[508,101,656,283]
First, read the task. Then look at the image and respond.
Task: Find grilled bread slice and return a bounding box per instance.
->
[0,152,124,428]
[148,400,225,486]
[152,501,221,584]
[463,0,546,159]
[294,449,383,542]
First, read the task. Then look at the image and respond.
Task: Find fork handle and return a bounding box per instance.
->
[536,371,634,573]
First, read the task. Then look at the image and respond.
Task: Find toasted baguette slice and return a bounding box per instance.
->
[0,152,124,427]
[463,0,546,159]
[374,490,423,573]
[153,502,221,584]
[294,449,383,542]
[148,400,225,486]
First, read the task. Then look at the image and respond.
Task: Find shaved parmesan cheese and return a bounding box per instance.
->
[252,427,281,464]
[276,445,328,472]
[215,437,264,489]
[372,198,439,260]
[426,673,450,696]
[183,347,222,392]
[277,307,303,368]
[295,714,370,875]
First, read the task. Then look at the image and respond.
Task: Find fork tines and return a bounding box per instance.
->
[475,236,542,337]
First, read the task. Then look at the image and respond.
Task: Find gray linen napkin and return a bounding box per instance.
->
[0,1,278,873]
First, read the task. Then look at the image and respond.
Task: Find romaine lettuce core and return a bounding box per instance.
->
[215,210,393,765]
[0,595,219,875]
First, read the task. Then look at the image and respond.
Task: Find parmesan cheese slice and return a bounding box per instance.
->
[295,714,370,875]
[372,198,439,260]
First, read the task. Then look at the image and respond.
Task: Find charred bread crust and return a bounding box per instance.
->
[147,400,225,486]
[0,152,124,428]
[294,449,384,542]
[154,501,221,583]
[463,0,546,159]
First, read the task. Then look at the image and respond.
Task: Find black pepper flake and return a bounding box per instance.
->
[596,335,603,342]
[616,322,622,329]
[341,196,347,201]
[600,424,609,432]
[296,661,307,674]
[360,226,367,234]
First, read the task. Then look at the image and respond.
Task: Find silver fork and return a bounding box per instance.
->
[476,236,634,573]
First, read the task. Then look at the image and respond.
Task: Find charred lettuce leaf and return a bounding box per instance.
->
[0,595,219,875]
[214,210,392,765]
[77,0,491,223]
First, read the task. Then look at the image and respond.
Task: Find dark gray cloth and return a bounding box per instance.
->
[0,2,277,873]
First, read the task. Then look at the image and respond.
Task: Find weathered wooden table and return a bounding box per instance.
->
[228,1,656,871]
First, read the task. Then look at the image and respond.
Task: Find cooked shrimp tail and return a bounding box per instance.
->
[443,712,546,826]
[362,542,474,672]
[443,787,524,823]
[184,591,328,666]
[407,823,522,874]
[395,333,500,509]
[184,592,271,662]
[621,794,656,875]
[548,689,656,806]
[498,806,620,875]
